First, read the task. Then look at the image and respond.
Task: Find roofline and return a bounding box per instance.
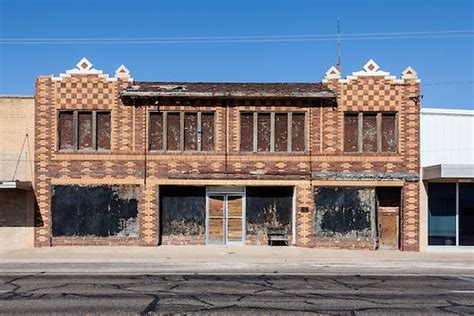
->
[421,107,474,116]
[120,91,337,99]
[0,94,35,99]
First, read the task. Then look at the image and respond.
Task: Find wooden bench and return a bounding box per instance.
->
[267,227,289,246]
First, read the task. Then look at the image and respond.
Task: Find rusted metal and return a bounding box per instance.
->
[201,113,215,151]
[78,112,92,150]
[257,113,271,152]
[274,113,288,152]
[58,112,74,150]
[240,113,253,152]
[344,114,358,152]
[291,113,305,152]
[97,112,111,150]
[166,113,180,151]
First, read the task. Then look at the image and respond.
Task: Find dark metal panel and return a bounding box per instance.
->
[51,185,139,237]
[159,186,206,236]
[314,187,375,238]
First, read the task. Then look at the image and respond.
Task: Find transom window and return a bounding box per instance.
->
[149,111,215,152]
[58,110,111,151]
[240,112,306,153]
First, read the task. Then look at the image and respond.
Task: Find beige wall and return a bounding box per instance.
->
[0,95,35,182]
[0,95,35,249]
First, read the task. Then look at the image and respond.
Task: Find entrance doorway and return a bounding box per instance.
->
[206,187,245,245]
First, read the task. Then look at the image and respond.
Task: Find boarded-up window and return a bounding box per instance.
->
[291,113,305,152]
[344,114,359,152]
[58,112,74,150]
[257,113,271,152]
[167,113,180,151]
[58,110,111,152]
[201,113,215,151]
[149,112,163,151]
[382,114,397,152]
[274,113,288,152]
[362,114,377,152]
[240,113,253,152]
[97,112,111,150]
[78,112,93,150]
[184,113,198,151]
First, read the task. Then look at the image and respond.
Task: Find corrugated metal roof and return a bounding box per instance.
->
[121,81,336,99]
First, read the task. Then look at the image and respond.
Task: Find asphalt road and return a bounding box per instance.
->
[1,274,474,315]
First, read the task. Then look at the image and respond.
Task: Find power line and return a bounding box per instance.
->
[423,81,474,86]
[1,31,473,45]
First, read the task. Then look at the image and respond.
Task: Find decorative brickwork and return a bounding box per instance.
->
[35,58,420,250]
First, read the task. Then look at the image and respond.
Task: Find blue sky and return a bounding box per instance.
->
[0,0,473,109]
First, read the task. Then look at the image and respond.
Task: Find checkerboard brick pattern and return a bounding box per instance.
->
[35,63,420,250]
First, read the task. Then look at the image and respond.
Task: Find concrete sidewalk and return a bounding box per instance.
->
[1,246,473,275]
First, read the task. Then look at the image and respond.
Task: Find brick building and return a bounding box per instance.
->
[34,58,421,250]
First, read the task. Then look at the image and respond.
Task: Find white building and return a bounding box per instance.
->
[420,108,474,251]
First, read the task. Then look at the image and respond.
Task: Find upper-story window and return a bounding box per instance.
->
[149,111,215,152]
[58,110,111,151]
[344,112,397,153]
[240,112,305,153]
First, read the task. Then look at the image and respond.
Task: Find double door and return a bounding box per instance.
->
[206,191,245,245]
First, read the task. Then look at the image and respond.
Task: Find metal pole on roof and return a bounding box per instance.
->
[336,17,341,72]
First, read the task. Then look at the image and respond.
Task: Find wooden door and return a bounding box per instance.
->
[378,207,399,249]
[208,195,225,244]
[226,195,243,243]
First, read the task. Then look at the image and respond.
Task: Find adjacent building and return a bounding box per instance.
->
[32,58,421,250]
[0,95,35,249]
[420,108,474,251]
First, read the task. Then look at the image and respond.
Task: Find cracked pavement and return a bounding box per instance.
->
[1,273,474,315]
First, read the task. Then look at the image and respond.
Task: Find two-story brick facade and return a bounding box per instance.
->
[34,58,420,250]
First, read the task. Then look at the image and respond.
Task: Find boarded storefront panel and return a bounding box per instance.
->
[314,187,376,238]
[246,187,293,238]
[51,185,139,237]
[159,186,206,237]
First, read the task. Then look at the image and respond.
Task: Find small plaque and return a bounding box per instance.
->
[300,207,309,213]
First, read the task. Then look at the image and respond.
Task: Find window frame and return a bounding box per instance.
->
[148,110,216,153]
[57,110,112,152]
[343,111,398,154]
[239,111,306,153]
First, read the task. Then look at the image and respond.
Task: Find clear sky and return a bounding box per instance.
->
[0,0,473,109]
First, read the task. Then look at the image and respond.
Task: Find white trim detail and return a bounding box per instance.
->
[322,59,420,84]
[51,57,132,82]
[115,64,133,81]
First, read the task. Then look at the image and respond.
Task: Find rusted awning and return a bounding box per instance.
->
[120,82,337,102]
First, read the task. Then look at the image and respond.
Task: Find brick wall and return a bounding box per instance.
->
[34,60,420,250]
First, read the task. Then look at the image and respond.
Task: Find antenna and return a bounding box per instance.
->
[336,17,341,71]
